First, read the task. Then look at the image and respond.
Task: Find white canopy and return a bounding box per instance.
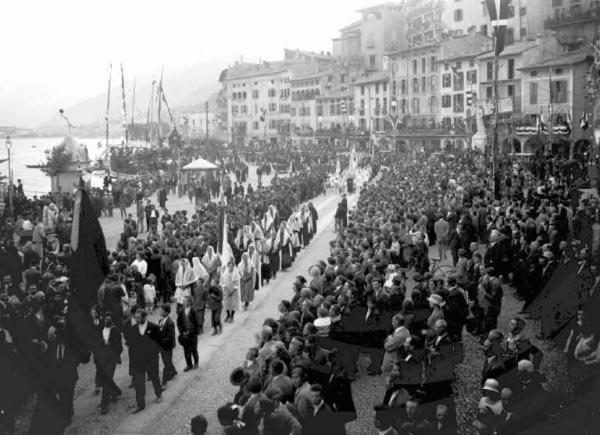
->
[182,157,218,171]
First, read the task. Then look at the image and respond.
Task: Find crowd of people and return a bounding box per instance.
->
[201,150,600,435]
[2,140,600,434]
[0,144,334,434]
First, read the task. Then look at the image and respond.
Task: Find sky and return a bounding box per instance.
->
[0,0,383,127]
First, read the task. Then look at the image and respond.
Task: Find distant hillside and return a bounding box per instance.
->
[41,60,223,129]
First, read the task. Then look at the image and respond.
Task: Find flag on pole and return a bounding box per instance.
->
[580,111,590,130]
[486,0,509,56]
[120,63,128,143]
[70,186,110,311]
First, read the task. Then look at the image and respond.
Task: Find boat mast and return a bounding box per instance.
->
[157,66,164,144]
[130,77,136,141]
[147,78,156,144]
[120,63,128,146]
[105,63,112,150]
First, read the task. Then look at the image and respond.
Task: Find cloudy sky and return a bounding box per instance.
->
[1,0,382,126]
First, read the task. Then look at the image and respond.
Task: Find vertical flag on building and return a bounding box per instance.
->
[486,0,510,56]
[580,111,590,130]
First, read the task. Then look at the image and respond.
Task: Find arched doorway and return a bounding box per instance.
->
[523,136,544,155]
[551,138,570,158]
[455,139,465,151]
[574,139,592,160]
[443,139,452,152]
[502,137,521,154]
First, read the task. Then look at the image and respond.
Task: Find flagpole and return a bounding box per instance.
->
[105,63,112,151]
[492,51,499,199]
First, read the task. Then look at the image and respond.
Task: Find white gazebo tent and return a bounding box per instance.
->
[181,157,218,187]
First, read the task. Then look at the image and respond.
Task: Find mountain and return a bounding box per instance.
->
[40,60,225,129]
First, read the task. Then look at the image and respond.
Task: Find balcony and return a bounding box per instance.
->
[545,6,600,28]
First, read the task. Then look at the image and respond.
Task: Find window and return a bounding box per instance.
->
[383,82,387,93]
[442,95,452,108]
[520,27,527,38]
[241,105,248,114]
[329,103,335,116]
[361,85,365,96]
[480,24,488,36]
[401,79,407,95]
[487,62,494,81]
[375,84,379,94]
[455,62,462,70]
[317,104,323,116]
[444,63,449,71]
[442,73,452,88]
[507,85,514,97]
[552,0,562,5]
[469,59,475,68]
[454,9,463,21]
[505,28,515,46]
[412,98,420,114]
[520,6,527,16]
[430,56,437,72]
[382,97,388,114]
[550,80,568,103]
[392,80,397,95]
[305,107,311,116]
[467,70,477,85]
[529,83,538,105]
[232,92,237,100]
[421,77,427,93]
[291,107,296,116]
[369,55,376,69]
[252,90,259,99]
[232,105,238,115]
[400,99,407,114]
[429,96,438,113]
[430,75,438,92]
[268,88,276,98]
[486,86,493,99]
[253,121,259,130]
[422,58,427,73]
[453,94,464,113]
[413,78,419,92]
[453,72,464,91]
[341,74,346,83]
[413,59,418,74]
[508,58,515,79]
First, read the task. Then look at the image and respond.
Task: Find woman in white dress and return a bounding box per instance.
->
[238,252,255,310]
[174,258,196,311]
[221,258,240,323]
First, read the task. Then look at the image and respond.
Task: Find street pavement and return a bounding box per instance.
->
[61,182,348,435]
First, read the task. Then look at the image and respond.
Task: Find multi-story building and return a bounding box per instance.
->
[544,0,600,49]
[518,48,593,156]
[289,71,323,146]
[353,71,390,134]
[332,2,405,70]
[438,32,492,129]
[176,111,218,139]
[220,50,335,145]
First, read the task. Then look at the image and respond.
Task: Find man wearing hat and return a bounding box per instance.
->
[230,367,251,406]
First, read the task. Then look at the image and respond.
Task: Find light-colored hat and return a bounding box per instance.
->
[482,378,500,393]
[517,359,534,373]
[542,251,554,260]
[427,294,446,307]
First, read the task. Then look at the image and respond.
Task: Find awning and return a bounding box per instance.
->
[182,157,218,171]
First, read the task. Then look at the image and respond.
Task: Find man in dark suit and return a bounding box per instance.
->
[304,383,343,435]
[265,359,294,403]
[96,312,122,414]
[191,279,208,334]
[157,304,177,386]
[46,319,80,423]
[129,309,162,412]
[177,295,200,371]
[241,377,263,435]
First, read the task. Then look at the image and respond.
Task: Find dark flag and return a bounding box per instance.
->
[66,186,110,359]
[527,261,582,340]
[486,0,509,56]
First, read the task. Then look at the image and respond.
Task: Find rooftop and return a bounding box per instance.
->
[478,39,539,60]
[439,33,493,62]
[519,49,592,70]
[357,2,404,14]
[352,70,390,85]
[339,19,361,33]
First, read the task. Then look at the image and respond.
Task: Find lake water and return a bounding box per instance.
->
[0,137,106,195]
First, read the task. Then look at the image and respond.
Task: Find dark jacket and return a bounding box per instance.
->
[176,307,200,338]
[128,322,161,371]
[95,325,122,364]
[207,285,223,310]
[158,316,176,351]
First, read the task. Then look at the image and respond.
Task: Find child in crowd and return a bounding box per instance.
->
[143,274,157,312]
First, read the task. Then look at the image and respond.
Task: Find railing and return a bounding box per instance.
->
[545,6,600,28]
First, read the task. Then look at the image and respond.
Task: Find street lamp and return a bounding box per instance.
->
[5,136,12,213]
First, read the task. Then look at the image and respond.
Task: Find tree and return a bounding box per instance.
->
[43,143,72,177]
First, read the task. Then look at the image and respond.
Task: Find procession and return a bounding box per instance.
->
[4,0,600,434]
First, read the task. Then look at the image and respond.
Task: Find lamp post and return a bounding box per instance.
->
[5,136,12,213]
